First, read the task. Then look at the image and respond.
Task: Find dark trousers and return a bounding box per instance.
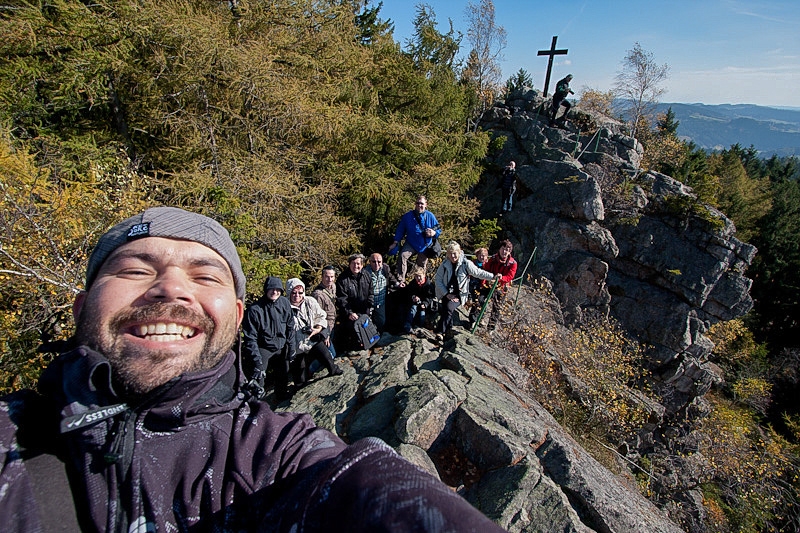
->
[552,97,571,120]
[438,295,461,333]
[470,287,506,328]
[291,341,337,384]
[336,317,365,351]
[372,303,386,332]
[245,348,284,384]
[266,349,291,399]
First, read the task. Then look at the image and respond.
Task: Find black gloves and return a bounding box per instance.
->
[245,369,266,399]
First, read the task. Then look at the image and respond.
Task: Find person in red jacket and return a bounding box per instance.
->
[475,239,518,330]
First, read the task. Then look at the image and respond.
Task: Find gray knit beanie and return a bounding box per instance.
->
[85,207,246,300]
[285,278,305,294]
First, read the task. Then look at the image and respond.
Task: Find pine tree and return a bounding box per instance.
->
[503,68,533,98]
[0,0,490,372]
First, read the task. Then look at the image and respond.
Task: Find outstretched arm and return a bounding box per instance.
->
[258,437,506,532]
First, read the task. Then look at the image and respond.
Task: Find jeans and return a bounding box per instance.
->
[502,188,514,212]
[403,304,427,332]
[327,330,337,359]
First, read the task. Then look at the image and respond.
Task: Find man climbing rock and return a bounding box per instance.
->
[551,73,574,124]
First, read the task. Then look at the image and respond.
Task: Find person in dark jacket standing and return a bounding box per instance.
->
[551,73,574,124]
[0,207,506,533]
[336,253,374,349]
[336,253,373,319]
[242,275,296,400]
[500,161,517,213]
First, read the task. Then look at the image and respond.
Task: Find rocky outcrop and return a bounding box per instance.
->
[478,90,756,414]
[269,90,756,533]
[277,327,683,533]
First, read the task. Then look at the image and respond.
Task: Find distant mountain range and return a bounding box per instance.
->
[653,102,800,158]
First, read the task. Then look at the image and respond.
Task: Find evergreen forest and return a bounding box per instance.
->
[1,1,799,531]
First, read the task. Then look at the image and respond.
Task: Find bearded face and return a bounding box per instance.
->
[73,238,243,396]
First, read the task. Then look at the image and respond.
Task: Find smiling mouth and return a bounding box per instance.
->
[132,322,197,342]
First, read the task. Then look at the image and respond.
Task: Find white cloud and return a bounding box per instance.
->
[666,62,800,106]
[724,0,792,23]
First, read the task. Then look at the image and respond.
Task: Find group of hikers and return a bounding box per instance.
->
[0,71,577,531]
[1,206,508,531]
[242,194,519,401]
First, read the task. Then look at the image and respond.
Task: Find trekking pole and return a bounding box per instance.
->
[470,277,499,334]
[513,247,536,309]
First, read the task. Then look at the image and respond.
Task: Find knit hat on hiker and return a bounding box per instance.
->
[85,207,246,300]
[286,278,305,294]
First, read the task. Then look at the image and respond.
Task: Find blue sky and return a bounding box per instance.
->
[376,0,800,108]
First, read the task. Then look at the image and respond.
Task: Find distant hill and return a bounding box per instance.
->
[654,102,800,158]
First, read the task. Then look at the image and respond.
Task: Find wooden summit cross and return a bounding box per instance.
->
[537,36,568,97]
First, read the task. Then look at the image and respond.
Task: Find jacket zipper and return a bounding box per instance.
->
[106,408,137,532]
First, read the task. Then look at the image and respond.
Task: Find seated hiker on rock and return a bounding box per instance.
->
[387,195,441,281]
[286,277,342,384]
[335,253,374,350]
[311,265,339,358]
[469,247,489,297]
[472,239,518,331]
[550,73,574,125]
[401,266,437,334]
[435,241,499,334]
[242,275,296,401]
[468,247,489,324]
[0,206,506,532]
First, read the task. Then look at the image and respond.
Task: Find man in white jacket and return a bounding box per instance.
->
[434,242,499,333]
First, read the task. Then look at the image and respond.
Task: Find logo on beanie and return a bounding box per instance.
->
[127,222,151,239]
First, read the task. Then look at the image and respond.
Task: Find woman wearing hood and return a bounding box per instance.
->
[286,278,343,385]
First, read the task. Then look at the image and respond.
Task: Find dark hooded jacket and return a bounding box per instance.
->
[242,294,296,370]
[0,346,505,532]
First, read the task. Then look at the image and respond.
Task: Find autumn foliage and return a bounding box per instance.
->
[0,0,490,389]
